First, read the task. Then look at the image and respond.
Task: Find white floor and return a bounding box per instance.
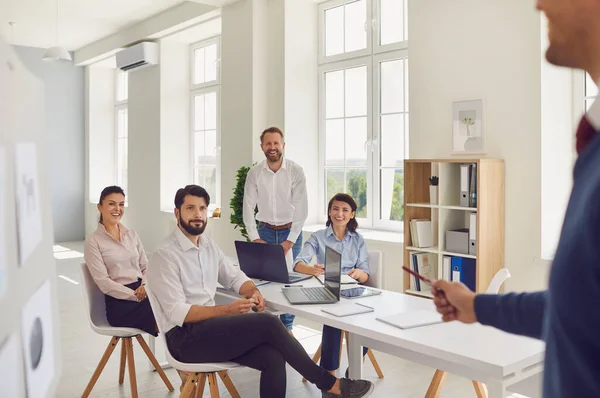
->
[53,241,533,398]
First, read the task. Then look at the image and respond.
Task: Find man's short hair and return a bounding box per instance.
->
[174,185,210,210]
[260,126,284,143]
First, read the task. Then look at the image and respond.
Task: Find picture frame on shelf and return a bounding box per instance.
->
[452,100,484,154]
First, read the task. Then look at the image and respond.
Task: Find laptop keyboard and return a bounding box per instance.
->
[301,287,332,301]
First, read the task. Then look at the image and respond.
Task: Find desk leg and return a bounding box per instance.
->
[347,333,363,380]
[485,381,506,398]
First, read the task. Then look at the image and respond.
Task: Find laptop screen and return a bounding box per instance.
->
[324,246,342,297]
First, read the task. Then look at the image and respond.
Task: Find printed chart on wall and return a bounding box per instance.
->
[0,332,24,397]
[15,142,42,265]
[0,147,6,297]
[21,279,55,398]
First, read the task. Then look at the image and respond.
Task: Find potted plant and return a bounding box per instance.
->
[429,176,439,204]
[229,165,256,241]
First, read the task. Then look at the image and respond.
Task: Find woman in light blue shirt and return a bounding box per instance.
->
[294,193,370,373]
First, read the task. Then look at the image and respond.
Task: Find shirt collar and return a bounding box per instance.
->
[326,225,355,240]
[173,226,207,251]
[587,82,600,130]
[96,222,128,235]
[262,158,287,172]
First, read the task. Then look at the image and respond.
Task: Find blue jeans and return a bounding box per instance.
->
[257,222,302,330]
[320,325,369,371]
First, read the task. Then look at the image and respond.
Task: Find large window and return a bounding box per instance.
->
[319,0,408,230]
[115,70,128,194]
[191,37,221,209]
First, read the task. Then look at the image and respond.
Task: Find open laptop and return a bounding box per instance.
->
[281,246,341,304]
[235,241,312,284]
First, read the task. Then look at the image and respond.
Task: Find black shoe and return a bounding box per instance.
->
[322,378,374,398]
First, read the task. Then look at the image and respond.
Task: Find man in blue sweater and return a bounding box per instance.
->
[432,0,600,397]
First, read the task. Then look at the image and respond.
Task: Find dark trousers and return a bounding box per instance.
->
[321,325,368,371]
[166,312,336,398]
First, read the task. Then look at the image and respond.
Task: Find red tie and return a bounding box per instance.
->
[576,115,597,154]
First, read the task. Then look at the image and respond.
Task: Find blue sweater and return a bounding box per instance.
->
[475,135,600,398]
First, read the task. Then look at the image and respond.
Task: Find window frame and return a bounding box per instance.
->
[190,36,221,91]
[318,0,408,232]
[190,37,221,209]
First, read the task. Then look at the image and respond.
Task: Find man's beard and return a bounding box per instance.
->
[180,216,207,235]
[264,149,282,163]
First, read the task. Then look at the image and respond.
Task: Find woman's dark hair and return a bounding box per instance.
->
[326,193,359,232]
[98,186,125,223]
[174,185,211,210]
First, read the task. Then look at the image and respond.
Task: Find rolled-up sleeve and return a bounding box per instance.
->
[355,236,370,275]
[217,249,251,294]
[84,237,137,301]
[295,233,319,266]
[146,252,191,327]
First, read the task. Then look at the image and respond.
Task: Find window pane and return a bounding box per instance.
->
[405,61,409,112]
[346,168,367,218]
[326,168,345,204]
[326,119,344,167]
[194,131,205,167]
[585,73,598,98]
[325,5,344,57]
[194,95,205,131]
[381,114,404,167]
[344,0,367,53]
[326,70,344,119]
[205,44,218,82]
[194,47,206,85]
[117,109,128,138]
[345,66,367,117]
[380,0,404,46]
[380,168,403,221]
[345,117,367,167]
[195,165,216,199]
[205,92,217,130]
[205,130,217,158]
[381,59,404,114]
[117,138,128,192]
[116,71,128,102]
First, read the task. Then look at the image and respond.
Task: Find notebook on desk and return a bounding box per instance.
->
[376,310,442,329]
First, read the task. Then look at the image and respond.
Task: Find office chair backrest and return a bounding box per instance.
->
[79,263,108,329]
[486,268,511,294]
[366,250,383,289]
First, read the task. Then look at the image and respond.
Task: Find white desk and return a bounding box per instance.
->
[217,278,545,398]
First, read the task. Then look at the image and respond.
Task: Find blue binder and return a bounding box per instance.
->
[451,257,476,291]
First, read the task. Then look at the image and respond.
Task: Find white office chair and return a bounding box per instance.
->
[425,267,511,398]
[303,250,385,381]
[78,263,174,398]
[145,286,242,398]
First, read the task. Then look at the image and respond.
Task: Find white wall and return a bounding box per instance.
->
[410,0,545,291]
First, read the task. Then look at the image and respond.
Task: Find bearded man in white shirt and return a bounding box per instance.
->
[146,185,374,398]
[243,126,308,333]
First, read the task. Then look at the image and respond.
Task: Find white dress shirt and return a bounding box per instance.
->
[242,158,308,242]
[146,227,251,333]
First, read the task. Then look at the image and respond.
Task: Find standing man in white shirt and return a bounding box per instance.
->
[243,126,308,333]
[146,185,374,398]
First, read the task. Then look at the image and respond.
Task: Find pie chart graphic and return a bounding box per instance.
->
[29,317,43,370]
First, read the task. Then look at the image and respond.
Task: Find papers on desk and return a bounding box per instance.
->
[317,274,358,285]
[321,303,374,318]
[376,310,442,329]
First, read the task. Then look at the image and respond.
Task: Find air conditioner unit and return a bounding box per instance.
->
[116,42,159,72]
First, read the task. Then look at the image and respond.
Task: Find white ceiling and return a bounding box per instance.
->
[0,0,230,51]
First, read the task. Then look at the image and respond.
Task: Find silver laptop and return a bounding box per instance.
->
[282,246,341,304]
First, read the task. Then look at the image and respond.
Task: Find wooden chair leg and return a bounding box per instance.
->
[303,344,322,382]
[218,370,240,398]
[119,338,127,384]
[195,374,207,398]
[82,336,121,398]
[125,338,138,398]
[472,381,488,398]
[425,369,447,398]
[208,373,220,398]
[135,334,175,391]
[180,372,198,398]
[366,349,384,378]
